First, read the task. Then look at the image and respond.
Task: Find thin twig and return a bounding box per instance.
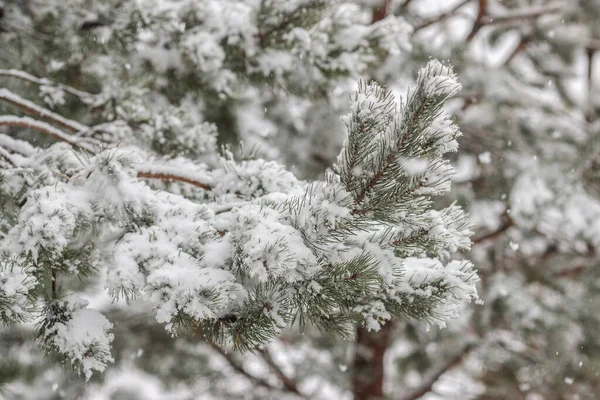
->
[465,2,561,45]
[501,35,531,67]
[472,217,513,244]
[481,4,563,26]
[554,264,589,279]
[0,115,96,152]
[466,0,487,43]
[0,88,88,133]
[1,112,213,191]
[136,171,212,191]
[372,0,391,24]
[260,347,307,398]
[0,69,95,100]
[399,343,476,400]
[586,47,596,121]
[51,269,57,299]
[209,343,278,391]
[413,0,472,32]
[399,0,414,11]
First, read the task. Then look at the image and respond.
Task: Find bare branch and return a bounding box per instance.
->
[481,3,563,26]
[260,347,307,398]
[0,69,95,101]
[465,3,563,43]
[586,47,596,121]
[399,343,476,400]
[554,264,589,279]
[136,168,212,191]
[0,88,89,133]
[399,0,414,11]
[413,0,471,32]
[0,107,213,190]
[472,217,513,244]
[501,35,531,67]
[209,343,278,392]
[466,0,487,43]
[0,115,96,152]
[372,0,391,24]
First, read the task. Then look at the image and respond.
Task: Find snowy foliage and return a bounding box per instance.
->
[0,256,36,325]
[38,296,114,381]
[10,0,600,398]
[0,38,476,381]
[2,0,599,397]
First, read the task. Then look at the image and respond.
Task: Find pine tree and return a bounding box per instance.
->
[6,0,598,399]
[345,1,600,399]
[0,0,478,397]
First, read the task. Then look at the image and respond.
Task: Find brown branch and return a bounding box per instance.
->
[413,0,472,32]
[581,37,600,51]
[51,268,57,299]
[552,247,596,279]
[0,115,95,151]
[399,343,476,400]
[1,87,217,194]
[472,217,513,244]
[136,171,212,191]
[399,0,414,11]
[460,94,482,112]
[466,0,487,43]
[0,134,36,156]
[209,343,278,392]
[1,115,213,191]
[310,152,332,169]
[351,322,395,400]
[501,36,531,66]
[553,265,588,279]
[0,69,94,100]
[0,88,88,133]
[480,4,563,26]
[586,47,596,122]
[465,3,563,43]
[260,347,307,398]
[372,0,391,24]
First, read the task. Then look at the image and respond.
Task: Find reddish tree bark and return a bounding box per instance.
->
[372,0,391,24]
[351,322,395,400]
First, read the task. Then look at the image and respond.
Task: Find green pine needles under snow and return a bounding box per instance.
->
[0,60,477,380]
[4,0,600,398]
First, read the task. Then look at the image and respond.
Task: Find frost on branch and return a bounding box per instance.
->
[0,60,476,375]
[332,60,476,330]
[0,256,37,325]
[38,295,114,381]
[129,0,412,95]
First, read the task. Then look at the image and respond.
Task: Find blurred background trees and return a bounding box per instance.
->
[1,0,599,399]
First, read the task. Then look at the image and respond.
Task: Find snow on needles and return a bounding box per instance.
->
[0,59,477,377]
[41,296,114,380]
[0,257,37,324]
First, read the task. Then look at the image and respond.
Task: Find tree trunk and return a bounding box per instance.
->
[351,322,395,400]
[371,0,391,24]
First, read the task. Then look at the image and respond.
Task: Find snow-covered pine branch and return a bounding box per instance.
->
[0,60,476,380]
[3,0,600,397]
